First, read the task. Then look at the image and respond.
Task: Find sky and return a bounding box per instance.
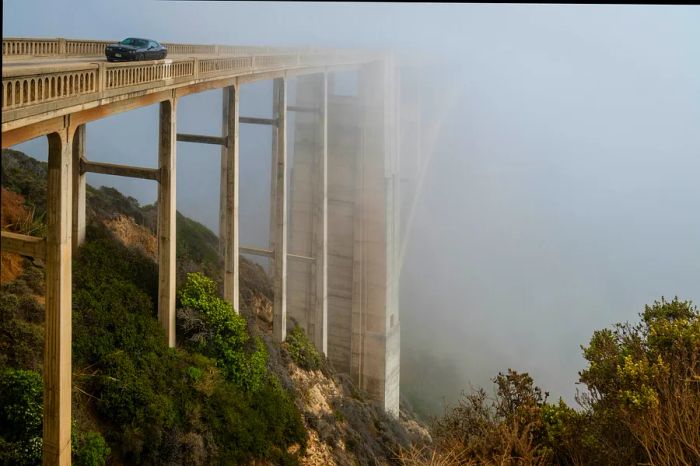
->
[4,1,700,414]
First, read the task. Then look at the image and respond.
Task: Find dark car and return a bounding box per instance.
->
[105,38,167,62]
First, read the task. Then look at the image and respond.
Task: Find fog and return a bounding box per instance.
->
[5,2,700,416]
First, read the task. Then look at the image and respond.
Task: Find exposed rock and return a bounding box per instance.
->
[103,214,158,260]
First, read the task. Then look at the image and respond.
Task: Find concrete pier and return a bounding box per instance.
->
[44,128,73,466]
[157,98,177,348]
[271,77,288,343]
[288,73,328,354]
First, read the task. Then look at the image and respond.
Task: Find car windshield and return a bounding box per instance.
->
[119,38,148,47]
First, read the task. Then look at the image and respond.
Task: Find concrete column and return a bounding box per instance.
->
[157,99,177,347]
[315,73,329,354]
[44,128,73,466]
[288,74,328,354]
[356,60,400,415]
[71,124,86,251]
[272,77,288,342]
[222,86,240,311]
[219,90,228,256]
[327,77,362,375]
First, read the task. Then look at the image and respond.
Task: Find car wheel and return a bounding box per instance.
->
[138,53,145,61]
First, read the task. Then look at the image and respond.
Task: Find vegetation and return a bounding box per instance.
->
[285,324,323,371]
[1,149,308,465]
[71,225,306,465]
[405,297,700,465]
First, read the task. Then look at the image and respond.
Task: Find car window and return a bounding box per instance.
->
[120,38,147,48]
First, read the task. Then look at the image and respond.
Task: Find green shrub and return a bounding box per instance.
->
[74,431,110,466]
[430,298,700,466]
[178,272,268,391]
[0,368,43,466]
[285,325,322,371]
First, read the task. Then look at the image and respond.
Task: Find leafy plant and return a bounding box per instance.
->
[0,368,43,466]
[285,325,322,371]
[178,272,268,391]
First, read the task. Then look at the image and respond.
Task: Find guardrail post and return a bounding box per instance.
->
[193,58,200,80]
[58,38,66,56]
[98,63,106,92]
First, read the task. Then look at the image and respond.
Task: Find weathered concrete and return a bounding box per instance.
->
[0,231,47,259]
[327,87,361,376]
[44,127,73,466]
[325,62,400,415]
[81,159,159,180]
[288,73,328,354]
[271,77,288,343]
[157,98,177,348]
[356,60,401,415]
[71,124,86,250]
[221,85,240,311]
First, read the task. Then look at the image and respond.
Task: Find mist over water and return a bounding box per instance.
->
[6,2,700,417]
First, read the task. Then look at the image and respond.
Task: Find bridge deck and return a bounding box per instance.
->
[2,38,381,141]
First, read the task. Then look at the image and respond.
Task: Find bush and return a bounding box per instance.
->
[74,431,111,466]
[285,325,322,371]
[72,233,305,464]
[178,272,268,391]
[0,368,43,466]
[426,297,700,466]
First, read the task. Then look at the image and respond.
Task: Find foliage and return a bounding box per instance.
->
[0,265,45,371]
[427,297,700,466]
[71,229,305,464]
[431,369,551,465]
[74,431,111,466]
[174,212,223,288]
[178,272,268,391]
[1,150,307,465]
[0,368,43,466]
[0,149,48,220]
[285,325,323,371]
[578,297,700,465]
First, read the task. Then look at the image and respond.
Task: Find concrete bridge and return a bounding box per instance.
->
[1,37,406,465]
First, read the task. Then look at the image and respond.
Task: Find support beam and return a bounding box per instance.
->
[288,252,316,264]
[240,245,274,257]
[1,230,46,259]
[271,77,288,343]
[288,105,321,114]
[157,99,177,347]
[240,116,276,126]
[72,125,86,250]
[177,133,227,146]
[81,159,160,181]
[43,129,73,466]
[221,86,240,311]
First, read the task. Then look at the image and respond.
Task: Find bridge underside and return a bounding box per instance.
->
[1,39,400,466]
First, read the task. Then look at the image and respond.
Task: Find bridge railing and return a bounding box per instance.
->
[2,51,376,114]
[2,37,360,59]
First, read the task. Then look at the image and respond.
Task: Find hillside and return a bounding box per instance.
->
[0,149,429,466]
